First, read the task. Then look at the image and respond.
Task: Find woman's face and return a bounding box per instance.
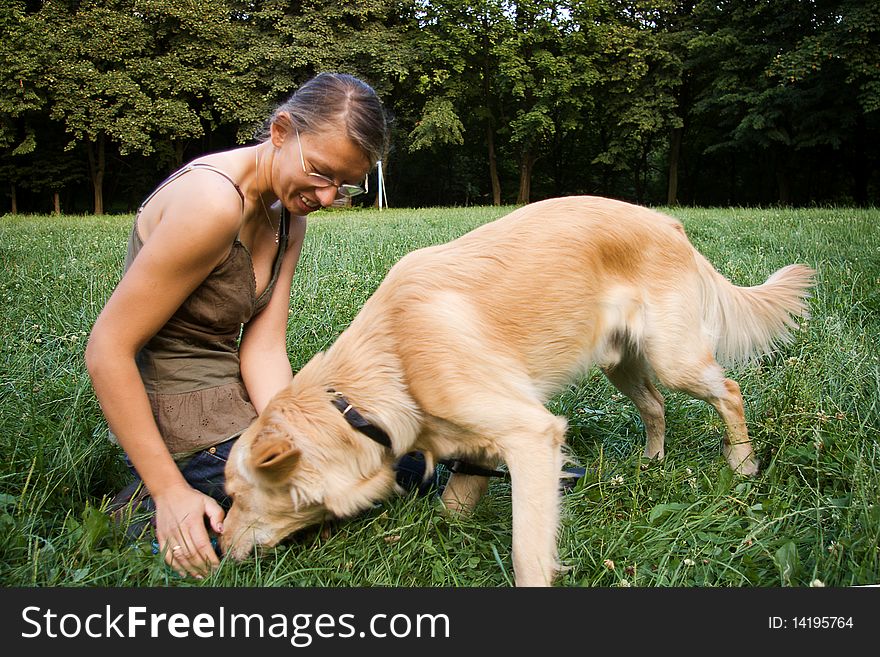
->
[270,121,371,215]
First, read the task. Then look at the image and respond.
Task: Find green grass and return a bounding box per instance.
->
[1,204,878,587]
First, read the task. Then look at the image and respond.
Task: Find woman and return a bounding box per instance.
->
[86,73,391,579]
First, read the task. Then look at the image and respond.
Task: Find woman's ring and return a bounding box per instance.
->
[172,545,182,552]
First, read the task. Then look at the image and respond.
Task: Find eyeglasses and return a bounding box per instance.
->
[295,128,368,198]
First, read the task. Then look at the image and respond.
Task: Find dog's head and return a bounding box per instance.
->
[219,386,398,560]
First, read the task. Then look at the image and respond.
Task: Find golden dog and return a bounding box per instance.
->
[220,196,814,586]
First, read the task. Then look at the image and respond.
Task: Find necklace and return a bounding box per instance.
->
[255,147,279,244]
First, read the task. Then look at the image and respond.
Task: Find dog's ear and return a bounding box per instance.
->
[251,435,301,481]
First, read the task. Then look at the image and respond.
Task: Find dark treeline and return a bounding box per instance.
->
[2,0,878,214]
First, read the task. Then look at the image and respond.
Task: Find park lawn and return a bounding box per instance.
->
[0,203,877,587]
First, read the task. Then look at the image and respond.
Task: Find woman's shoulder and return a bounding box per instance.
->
[185,151,247,200]
[136,167,246,250]
[188,147,249,180]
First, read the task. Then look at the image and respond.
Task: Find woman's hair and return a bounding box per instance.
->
[262,72,390,168]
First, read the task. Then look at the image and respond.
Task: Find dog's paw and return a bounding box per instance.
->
[723,441,760,476]
[727,451,760,476]
[735,458,760,477]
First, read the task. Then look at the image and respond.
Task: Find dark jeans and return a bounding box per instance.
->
[395,451,438,496]
[125,437,236,511]
[125,442,435,512]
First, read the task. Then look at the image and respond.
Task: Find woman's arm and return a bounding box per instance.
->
[239,216,306,412]
[86,175,243,577]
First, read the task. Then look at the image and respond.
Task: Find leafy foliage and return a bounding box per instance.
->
[0,0,877,212]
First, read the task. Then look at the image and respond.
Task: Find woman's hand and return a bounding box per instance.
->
[153,483,225,578]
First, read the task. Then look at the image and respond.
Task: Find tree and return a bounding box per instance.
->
[32,0,279,214]
[768,0,880,204]
[584,1,683,203]
[402,0,508,204]
[0,0,50,213]
[686,0,869,204]
[268,0,421,206]
[497,1,600,204]
[32,1,189,213]
[653,1,696,206]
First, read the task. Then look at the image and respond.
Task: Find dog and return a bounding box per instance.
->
[220,195,815,586]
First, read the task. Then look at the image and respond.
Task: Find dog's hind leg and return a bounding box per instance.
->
[602,357,666,460]
[651,349,758,476]
[709,376,758,475]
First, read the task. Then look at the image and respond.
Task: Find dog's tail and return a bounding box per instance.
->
[695,253,815,366]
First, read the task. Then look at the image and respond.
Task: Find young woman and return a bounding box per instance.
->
[87,73,392,579]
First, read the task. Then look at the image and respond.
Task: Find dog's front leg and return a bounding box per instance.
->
[500,413,568,587]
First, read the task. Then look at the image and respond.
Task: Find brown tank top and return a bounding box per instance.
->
[123,163,290,456]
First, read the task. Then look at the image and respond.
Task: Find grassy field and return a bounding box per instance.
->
[0,203,878,587]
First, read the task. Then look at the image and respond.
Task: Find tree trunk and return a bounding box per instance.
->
[486,123,501,206]
[87,134,105,215]
[667,126,682,206]
[53,192,61,215]
[516,149,536,205]
[174,140,186,170]
[10,184,16,214]
[480,32,501,207]
[634,142,649,204]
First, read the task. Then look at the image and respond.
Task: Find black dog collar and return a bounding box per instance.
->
[328,390,393,448]
[327,389,507,479]
[438,458,508,479]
